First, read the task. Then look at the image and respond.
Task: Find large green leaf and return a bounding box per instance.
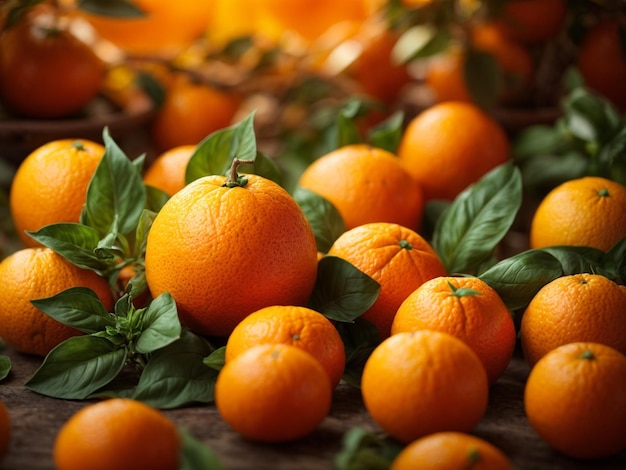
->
[135,293,181,354]
[180,429,223,470]
[293,187,345,253]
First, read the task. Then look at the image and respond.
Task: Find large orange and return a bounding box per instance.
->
[54,398,181,470]
[9,139,105,248]
[144,166,319,338]
[328,222,446,339]
[529,176,626,251]
[520,273,626,366]
[492,0,568,45]
[298,145,424,231]
[143,144,195,196]
[577,19,626,110]
[390,432,513,470]
[0,247,114,357]
[361,330,489,443]
[0,400,9,460]
[392,276,516,386]
[524,342,626,459]
[215,343,332,442]
[397,101,510,202]
[225,305,345,389]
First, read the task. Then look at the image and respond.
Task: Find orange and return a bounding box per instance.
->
[225,305,345,389]
[74,0,212,57]
[390,432,513,470]
[143,144,195,196]
[327,222,446,339]
[529,176,626,251]
[520,273,626,367]
[361,330,489,443]
[0,3,105,119]
[0,247,114,356]
[524,342,626,459]
[298,144,424,231]
[0,400,9,460]
[577,19,626,110]
[215,343,332,442]
[397,101,510,202]
[144,164,319,338]
[492,0,568,45]
[151,73,241,153]
[53,398,181,470]
[10,138,105,248]
[392,276,516,386]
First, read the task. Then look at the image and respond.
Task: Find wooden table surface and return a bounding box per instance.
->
[1,344,625,470]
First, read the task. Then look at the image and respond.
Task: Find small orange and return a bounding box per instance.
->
[577,19,626,110]
[54,398,181,470]
[361,330,489,443]
[225,305,345,389]
[520,273,626,367]
[144,165,319,338]
[328,222,446,339]
[392,276,516,385]
[9,138,105,248]
[298,144,424,231]
[397,101,510,202]
[215,343,332,442]
[151,73,241,153]
[0,400,10,460]
[529,176,626,251]
[524,342,626,459]
[492,0,568,45]
[143,144,195,196]
[390,432,513,470]
[0,247,114,357]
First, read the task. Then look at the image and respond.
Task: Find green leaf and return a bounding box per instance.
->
[512,125,568,161]
[293,187,346,253]
[335,427,400,470]
[26,336,127,399]
[4,0,42,28]
[236,152,282,185]
[432,163,522,275]
[464,49,500,110]
[133,329,217,409]
[135,293,181,354]
[30,287,115,334]
[185,112,257,184]
[518,151,588,192]
[336,318,380,388]
[308,256,380,322]
[542,245,616,279]
[82,128,147,236]
[562,87,621,143]
[26,223,110,272]
[76,0,146,17]
[367,111,404,154]
[144,185,170,214]
[0,355,11,382]
[336,100,365,148]
[203,346,226,372]
[393,25,451,63]
[479,250,563,311]
[179,428,223,470]
[608,237,626,284]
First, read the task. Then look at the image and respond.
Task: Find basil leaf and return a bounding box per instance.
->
[335,427,400,470]
[432,163,522,275]
[0,355,11,382]
[608,237,626,283]
[293,187,346,253]
[30,286,115,334]
[76,0,146,17]
[542,245,616,279]
[135,293,181,354]
[180,428,223,470]
[203,346,226,372]
[308,256,380,322]
[26,336,127,399]
[367,111,404,154]
[133,330,217,409]
[336,317,380,388]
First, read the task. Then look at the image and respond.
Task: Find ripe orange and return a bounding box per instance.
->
[327,222,446,339]
[0,3,105,119]
[397,101,510,202]
[225,305,345,389]
[54,398,181,470]
[143,144,195,196]
[392,276,516,386]
[529,176,626,251]
[144,166,319,338]
[215,343,332,442]
[390,432,513,470]
[298,144,425,231]
[0,247,114,357]
[492,0,568,45]
[10,138,105,248]
[577,19,626,110]
[524,342,626,459]
[520,273,626,367]
[361,330,489,443]
[151,73,241,153]
[0,400,10,460]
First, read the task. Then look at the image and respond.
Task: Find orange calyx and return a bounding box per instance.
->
[447,281,481,298]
